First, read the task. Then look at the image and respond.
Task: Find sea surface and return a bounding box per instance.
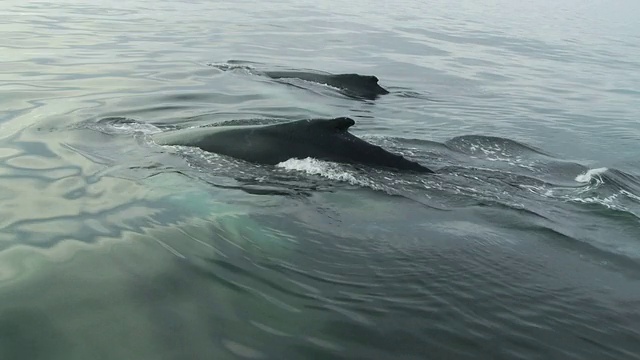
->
[1,0,640,359]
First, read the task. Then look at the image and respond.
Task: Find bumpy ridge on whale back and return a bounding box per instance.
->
[313,117,355,132]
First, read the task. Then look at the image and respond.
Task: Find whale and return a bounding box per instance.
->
[152,117,433,173]
[209,61,391,100]
[262,71,390,100]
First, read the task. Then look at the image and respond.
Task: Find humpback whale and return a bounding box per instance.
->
[152,117,432,173]
[262,71,390,100]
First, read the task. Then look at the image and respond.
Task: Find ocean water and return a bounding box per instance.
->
[1,0,640,359]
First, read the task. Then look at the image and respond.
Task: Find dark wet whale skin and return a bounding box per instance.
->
[263,71,390,100]
[152,117,432,173]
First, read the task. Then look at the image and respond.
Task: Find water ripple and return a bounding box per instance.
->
[2,0,640,359]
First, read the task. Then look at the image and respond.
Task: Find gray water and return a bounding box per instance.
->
[1,0,640,359]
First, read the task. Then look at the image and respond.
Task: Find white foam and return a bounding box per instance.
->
[575,167,608,183]
[104,122,162,135]
[208,62,255,71]
[621,189,640,202]
[276,157,363,185]
[570,193,619,208]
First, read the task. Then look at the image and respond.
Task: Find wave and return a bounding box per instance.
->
[575,167,608,183]
[76,115,640,221]
[445,134,551,158]
[63,113,640,269]
[600,168,640,197]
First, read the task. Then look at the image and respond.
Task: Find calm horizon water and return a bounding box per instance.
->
[1,0,639,359]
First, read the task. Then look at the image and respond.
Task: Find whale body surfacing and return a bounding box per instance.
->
[263,71,390,100]
[152,117,432,173]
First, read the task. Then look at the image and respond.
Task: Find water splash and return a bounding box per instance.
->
[575,167,608,183]
[276,158,361,185]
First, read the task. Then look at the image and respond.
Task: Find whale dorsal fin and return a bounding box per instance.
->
[319,117,355,132]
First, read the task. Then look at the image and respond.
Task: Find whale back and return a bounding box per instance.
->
[263,71,389,99]
[263,117,431,173]
[152,117,432,173]
[331,74,389,94]
[284,117,354,133]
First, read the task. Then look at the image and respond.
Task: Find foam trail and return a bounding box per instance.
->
[276,158,362,185]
